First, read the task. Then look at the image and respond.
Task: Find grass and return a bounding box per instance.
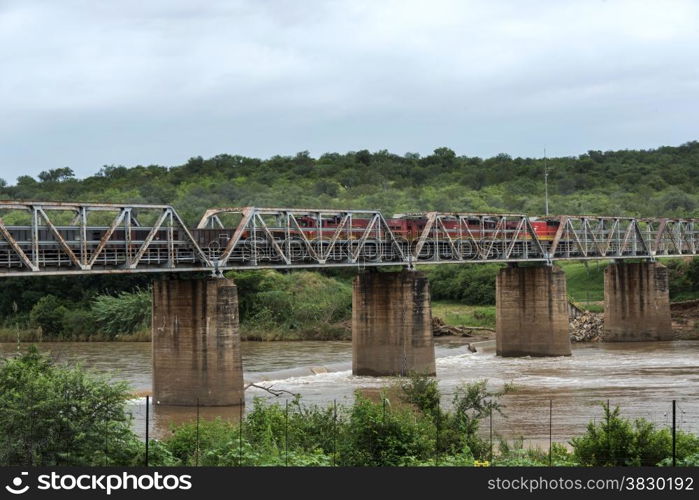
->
[0,328,151,342]
[558,261,607,303]
[240,322,350,341]
[431,301,496,328]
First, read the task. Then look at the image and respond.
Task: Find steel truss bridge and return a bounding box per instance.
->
[0,201,695,276]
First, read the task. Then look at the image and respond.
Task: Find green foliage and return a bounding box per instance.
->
[494,440,576,466]
[339,395,435,466]
[659,452,699,466]
[229,270,352,340]
[559,261,607,303]
[29,295,68,338]
[666,258,699,301]
[447,379,510,458]
[399,373,441,418]
[570,402,699,466]
[426,265,500,305]
[61,309,96,339]
[165,418,237,465]
[91,289,152,339]
[0,346,141,465]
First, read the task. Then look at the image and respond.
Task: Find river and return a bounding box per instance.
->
[2,339,698,446]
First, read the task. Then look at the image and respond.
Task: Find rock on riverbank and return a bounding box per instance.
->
[570,312,604,342]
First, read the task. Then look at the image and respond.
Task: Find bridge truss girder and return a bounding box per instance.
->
[0,201,695,276]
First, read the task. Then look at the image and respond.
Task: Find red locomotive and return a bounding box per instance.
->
[286,214,559,241]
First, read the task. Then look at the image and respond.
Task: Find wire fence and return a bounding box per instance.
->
[5,395,696,467]
[121,395,699,467]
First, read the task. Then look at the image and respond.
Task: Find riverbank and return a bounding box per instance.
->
[3,298,698,343]
[0,328,151,343]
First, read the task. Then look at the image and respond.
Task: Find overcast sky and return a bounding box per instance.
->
[0,0,697,181]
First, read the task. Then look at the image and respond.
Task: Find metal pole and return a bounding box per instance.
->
[489,407,493,462]
[145,395,149,467]
[435,409,440,466]
[672,400,676,467]
[333,400,337,467]
[104,418,108,467]
[544,148,549,216]
[196,398,200,467]
[549,399,553,466]
[285,400,289,467]
[606,399,610,465]
[239,398,243,467]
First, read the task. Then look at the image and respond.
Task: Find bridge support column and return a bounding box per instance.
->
[603,261,672,341]
[496,265,571,357]
[352,270,436,376]
[152,278,244,406]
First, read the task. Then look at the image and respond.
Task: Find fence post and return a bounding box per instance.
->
[489,407,493,462]
[435,406,440,467]
[285,400,289,467]
[145,395,149,467]
[606,399,610,466]
[333,400,337,467]
[196,398,200,467]
[239,397,243,467]
[104,418,108,466]
[672,400,676,467]
[549,399,552,466]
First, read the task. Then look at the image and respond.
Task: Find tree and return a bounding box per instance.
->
[37,167,74,183]
[0,347,142,465]
[29,295,67,337]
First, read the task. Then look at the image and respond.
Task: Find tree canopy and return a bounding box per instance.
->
[1,142,697,224]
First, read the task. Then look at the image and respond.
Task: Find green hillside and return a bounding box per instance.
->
[3,142,699,224]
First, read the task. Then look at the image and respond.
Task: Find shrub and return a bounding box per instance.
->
[91,289,151,339]
[571,403,699,466]
[339,394,435,466]
[426,265,500,305]
[29,295,67,337]
[61,309,96,339]
[229,270,352,339]
[0,346,140,465]
[399,374,441,418]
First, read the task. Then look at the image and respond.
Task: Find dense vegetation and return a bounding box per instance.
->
[0,347,143,465]
[2,351,697,467]
[5,142,699,221]
[1,142,698,339]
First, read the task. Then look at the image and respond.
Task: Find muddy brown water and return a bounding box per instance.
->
[2,339,698,446]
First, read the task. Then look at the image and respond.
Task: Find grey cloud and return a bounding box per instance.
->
[0,0,697,180]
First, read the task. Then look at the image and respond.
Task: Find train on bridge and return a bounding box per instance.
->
[0,201,694,275]
[0,213,561,271]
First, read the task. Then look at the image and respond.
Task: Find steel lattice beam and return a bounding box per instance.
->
[0,202,695,276]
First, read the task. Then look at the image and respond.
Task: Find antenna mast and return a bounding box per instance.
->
[544,148,549,216]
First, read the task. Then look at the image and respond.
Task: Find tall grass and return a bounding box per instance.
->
[91,289,151,340]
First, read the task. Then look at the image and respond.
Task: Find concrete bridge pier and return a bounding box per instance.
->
[603,261,673,341]
[496,264,571,357]
[352,270,436,376]
[152,277,244,406]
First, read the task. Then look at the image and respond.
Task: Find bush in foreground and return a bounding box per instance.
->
[0,346,144,465]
